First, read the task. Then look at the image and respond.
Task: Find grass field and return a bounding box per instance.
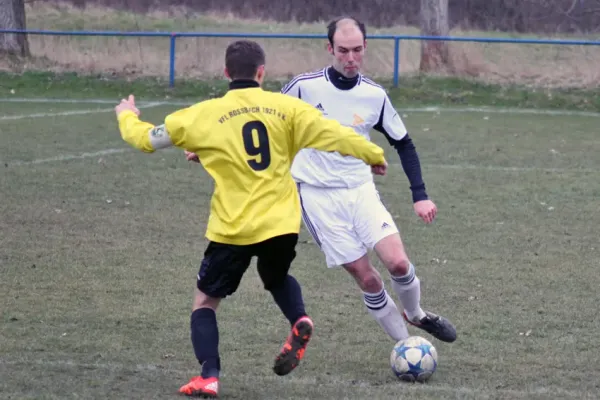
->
[3,71,600,113]
[2,3,599,88]
[1,91,599,399]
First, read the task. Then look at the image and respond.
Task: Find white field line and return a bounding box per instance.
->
[420,163,599,174]
[1,107,116,121]
[401,106,600,118]
[4,147,598,173]
[1,98,121,104]
[1,98,597,172]
[1,97,599,118]
[0,102,164,121]
[0,358,589,398]
[6,148,131,166]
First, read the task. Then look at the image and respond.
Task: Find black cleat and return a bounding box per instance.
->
[403,311,457,343]
[273,316,314,376]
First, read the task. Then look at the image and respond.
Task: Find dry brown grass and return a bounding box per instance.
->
[5,3,599,88]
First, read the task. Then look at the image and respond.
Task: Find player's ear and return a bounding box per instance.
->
[224,67,231,80]
[256,65,265,83]
[327,42,334,55]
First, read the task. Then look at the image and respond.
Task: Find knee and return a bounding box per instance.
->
[386,257,411,277]
[346,265,382,293]
[344,257,383,292]
[193,288,220,311]
[360,271,383,293]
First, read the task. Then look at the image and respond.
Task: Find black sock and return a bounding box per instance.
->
[269,275,307,326]
[191,308,220,378]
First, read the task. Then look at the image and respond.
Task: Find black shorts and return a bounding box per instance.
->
[197,233,298,298]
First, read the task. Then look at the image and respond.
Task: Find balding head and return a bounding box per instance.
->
[326,16,367,78]
[327,16,366,46]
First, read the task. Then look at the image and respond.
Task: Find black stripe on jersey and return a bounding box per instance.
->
[373,99,390,136]
[361,77,384,89]
[281,70,324,94]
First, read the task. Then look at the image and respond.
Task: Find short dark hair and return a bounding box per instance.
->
[327,16,367,46]
[225,40,266,80]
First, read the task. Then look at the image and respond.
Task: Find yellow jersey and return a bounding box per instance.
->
[117,80,386,245]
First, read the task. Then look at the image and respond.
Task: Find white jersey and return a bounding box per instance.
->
[282,68,408,188]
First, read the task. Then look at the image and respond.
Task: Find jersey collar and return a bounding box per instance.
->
[229,79,260,90]
[326,66,360,91]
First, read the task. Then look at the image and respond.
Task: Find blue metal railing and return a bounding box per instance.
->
[2,29,600,87]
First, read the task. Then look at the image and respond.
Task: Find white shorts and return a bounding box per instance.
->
[298,181,399,267]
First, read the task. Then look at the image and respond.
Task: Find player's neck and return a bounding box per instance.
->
[327,66,360,91]
[229,79,260,90]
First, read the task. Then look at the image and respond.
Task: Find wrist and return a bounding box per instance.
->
[411,187,428,203]
[117,109,137,120]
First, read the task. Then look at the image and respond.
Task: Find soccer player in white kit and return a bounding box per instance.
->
[281,17,457,344]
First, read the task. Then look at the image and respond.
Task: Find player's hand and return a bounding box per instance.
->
[184,150,200,163]
[115,94,140,117]
[414,200,437,224]
[371,161,387,176]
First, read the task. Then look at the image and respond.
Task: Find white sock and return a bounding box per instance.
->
[363,288,409,341]
[390,263,426,321]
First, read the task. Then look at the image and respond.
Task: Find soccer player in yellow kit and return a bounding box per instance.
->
[114,40,387,398]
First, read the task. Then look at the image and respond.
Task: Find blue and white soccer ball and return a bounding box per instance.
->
[390,336,438,382]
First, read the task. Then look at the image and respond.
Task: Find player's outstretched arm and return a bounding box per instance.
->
[373,95,427,199]
[115,95,182,153]
[372,94,437,222]
[290,99,387,169]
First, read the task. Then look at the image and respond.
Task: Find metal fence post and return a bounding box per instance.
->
[2,29,600,90]
[393,37,400,87]
[169,33,177,87]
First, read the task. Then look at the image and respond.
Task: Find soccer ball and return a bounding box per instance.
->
[390,336,438,382]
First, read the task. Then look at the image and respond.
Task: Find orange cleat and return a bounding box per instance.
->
[273,315,314,376]
[179,376,219,398]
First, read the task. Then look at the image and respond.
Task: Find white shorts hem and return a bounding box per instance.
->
[325,250,368,268]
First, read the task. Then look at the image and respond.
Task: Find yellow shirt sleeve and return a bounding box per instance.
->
[117,110,156,153]
[163,107,192,148]
[116,107,193,152]
[289,99,386,166]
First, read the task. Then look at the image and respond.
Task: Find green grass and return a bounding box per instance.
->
[2,71,600,112]
[1,83,600,399]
